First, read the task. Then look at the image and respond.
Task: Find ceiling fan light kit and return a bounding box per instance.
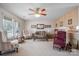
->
[35,14,40,17]
[29,8,47,17]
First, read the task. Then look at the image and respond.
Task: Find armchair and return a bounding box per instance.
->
[0,31,19,55]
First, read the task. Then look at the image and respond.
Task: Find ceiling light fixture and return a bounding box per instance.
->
[35,14,40,17]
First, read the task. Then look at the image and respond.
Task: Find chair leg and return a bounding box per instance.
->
[46,38,48,41]
[0,51,2,55]
[15,48,18,53]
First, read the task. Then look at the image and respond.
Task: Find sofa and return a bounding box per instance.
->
[32,31,48,41]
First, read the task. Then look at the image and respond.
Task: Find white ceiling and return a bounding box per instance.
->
[0,3,79,21]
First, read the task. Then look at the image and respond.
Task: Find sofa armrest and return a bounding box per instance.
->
[10,40,19,48]
[2,42,13,51]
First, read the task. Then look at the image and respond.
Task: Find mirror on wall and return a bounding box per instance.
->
[37,24,44,29]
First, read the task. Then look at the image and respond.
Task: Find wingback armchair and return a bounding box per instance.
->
[0,31,19,55]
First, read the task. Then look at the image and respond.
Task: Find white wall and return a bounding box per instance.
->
[25,20,54,34]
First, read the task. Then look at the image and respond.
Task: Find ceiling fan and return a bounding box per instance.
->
[29,8,47,17]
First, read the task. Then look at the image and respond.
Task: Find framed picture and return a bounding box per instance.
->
[37,24,44,29]
[68,19,72,25]
[55,23,57,27]
[44,25,51,28]
[60,21,63,27]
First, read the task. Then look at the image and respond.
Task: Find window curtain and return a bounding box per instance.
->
[3,16,19,40]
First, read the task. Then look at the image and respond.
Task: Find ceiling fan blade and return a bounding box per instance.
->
[29,8,35,12]
[39,8,46,15]
[40,13,47,16]
[41,9,46,12]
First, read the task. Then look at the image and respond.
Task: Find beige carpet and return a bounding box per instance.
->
[3,39,79,56]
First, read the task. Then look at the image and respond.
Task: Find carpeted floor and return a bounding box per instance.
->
[3,39,79,56]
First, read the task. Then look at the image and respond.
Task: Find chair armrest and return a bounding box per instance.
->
[2,42,13,51]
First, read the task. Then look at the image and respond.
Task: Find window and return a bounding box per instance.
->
[3,16,19,40]
[13,21,19,38]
